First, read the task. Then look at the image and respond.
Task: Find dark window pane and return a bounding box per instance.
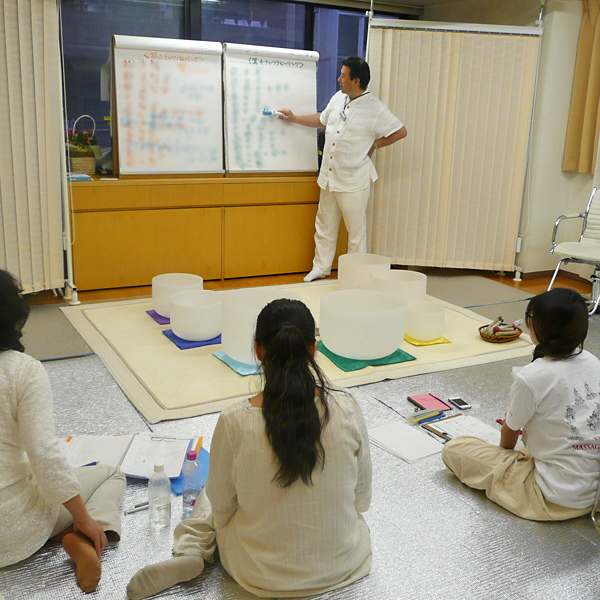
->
[61,0,184,148]
[200,0,305,50]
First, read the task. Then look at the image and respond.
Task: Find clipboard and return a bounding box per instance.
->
[422,414,501,446]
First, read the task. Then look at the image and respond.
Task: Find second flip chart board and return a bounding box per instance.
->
[224,44,319,173]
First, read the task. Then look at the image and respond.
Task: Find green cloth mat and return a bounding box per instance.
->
[317,340,416,372]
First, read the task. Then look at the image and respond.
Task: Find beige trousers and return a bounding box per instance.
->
[172,488,217,562]
[50,464,126,540]
[442,436,590,521]
[312,185,371,276]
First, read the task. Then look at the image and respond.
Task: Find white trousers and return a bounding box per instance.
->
[50,465,126,541]
[312,185,371,275]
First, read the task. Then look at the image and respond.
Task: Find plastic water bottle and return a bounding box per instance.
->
[182,450,202,519]
[148,463,171,528]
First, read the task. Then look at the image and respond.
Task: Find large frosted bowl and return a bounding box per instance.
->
[153,273,204,318]
[170,290,222,341]
[221,288,301,365]
[320,290,406,360]
[406,301,445,341]
[370,270,427,302]
[338,253,391,290]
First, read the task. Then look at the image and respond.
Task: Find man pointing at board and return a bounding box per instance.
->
[280,56,407,282]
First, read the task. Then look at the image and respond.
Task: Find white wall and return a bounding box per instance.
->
[422,0,594,277]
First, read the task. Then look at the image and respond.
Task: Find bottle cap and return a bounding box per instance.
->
[154,463,165,472]
[186,450,198,460]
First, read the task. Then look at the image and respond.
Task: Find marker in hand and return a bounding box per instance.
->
[263,109,284,118]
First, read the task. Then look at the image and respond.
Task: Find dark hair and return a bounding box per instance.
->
[525,288,588,361]
[255,299,331,488]
[0,270,30,352]
[342,56,370,89]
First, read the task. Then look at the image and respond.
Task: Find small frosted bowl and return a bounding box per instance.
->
[153,273,204,318]
[221,288,301,365]
[320,290,406,360]
[370,270,427,302]
[170,290,222,341]
[338,253,391,290]
[405,301,445,342]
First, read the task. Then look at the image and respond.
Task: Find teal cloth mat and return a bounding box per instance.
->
[317,340,416,372]
[213,350,261,376]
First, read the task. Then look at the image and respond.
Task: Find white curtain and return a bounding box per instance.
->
[0,0,65,293]
[368,23,540,271]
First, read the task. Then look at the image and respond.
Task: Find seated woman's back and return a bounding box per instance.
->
[207,390,371,595]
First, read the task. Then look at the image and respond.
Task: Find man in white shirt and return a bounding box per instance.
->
[280,56,407,282]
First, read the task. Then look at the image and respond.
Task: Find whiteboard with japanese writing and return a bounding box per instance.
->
[113,35,223,174]
[224,44,319,173]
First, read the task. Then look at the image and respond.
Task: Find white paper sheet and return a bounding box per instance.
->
[369,420,443,463]
[62,435,134,469]
[119,434,191,478]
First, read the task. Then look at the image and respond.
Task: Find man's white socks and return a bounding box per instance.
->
[304,269,326,282]
[126,555,204,600]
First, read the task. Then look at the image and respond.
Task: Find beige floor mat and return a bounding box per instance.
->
[61,281,533,423]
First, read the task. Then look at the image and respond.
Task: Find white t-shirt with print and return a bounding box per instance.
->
[505,349,600,509]
[317,90,403,192]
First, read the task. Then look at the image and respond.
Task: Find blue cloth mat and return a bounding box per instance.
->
[162,329,221,349]
[146,309,170,325]
[213,350,261,376]
[171,446,210,495]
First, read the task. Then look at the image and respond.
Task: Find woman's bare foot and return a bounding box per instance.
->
[62,531,102,593]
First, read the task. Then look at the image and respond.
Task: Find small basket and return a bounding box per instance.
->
[68,115,97,176]
[70,153,96,176]
[479,325,523,343]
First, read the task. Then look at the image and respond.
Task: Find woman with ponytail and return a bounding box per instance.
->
[128,299,372,600]
[443,288,600,522]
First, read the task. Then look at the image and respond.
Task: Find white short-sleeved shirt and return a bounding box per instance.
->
[505,350,600,509]
[317,90,403,192]
[0,351,80,567]
[205,390,372,598]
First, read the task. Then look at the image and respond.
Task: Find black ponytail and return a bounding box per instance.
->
[526,288,588,361]
[255,299,331,488]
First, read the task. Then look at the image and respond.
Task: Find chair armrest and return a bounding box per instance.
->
[550,213,586,253]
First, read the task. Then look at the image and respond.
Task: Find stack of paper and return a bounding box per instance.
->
[369,420,444,463]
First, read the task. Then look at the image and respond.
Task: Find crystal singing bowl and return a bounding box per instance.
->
[152,273,204,318]
[337,253,391,290]
[370,270,427,301]
[406,301,445,341]
[170,289,223,341]
[320,290,406,360]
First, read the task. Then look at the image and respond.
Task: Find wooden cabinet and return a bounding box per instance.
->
[70,176,346,290]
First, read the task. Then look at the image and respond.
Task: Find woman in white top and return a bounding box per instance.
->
[0,270,125,592]
[128,298,372,599]
[443,288,600,521]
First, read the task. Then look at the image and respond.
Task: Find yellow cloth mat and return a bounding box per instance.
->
[404,334,451,346]
[61,281,533,423]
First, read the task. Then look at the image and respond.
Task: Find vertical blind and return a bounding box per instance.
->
[367,23,540,271]
[0,0,64,293]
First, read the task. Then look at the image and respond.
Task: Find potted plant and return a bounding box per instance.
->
[66,115,100,175]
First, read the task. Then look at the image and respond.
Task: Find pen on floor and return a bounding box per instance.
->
[419,413,446,425]
[82,461,98,467]
[125,504,150,515]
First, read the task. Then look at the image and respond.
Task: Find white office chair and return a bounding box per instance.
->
[548,187,600,314]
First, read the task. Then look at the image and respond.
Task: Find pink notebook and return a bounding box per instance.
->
[407,393,452,412]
